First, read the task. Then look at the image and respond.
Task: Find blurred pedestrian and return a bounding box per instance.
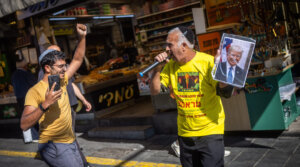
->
[11,53,38,143]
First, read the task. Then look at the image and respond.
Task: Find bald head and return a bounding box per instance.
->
[47,45,61,51]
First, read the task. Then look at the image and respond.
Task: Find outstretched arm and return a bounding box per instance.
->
[66,24,87,79]
[72,83,92,112]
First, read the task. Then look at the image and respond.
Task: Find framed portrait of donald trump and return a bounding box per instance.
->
[212,33,256,88]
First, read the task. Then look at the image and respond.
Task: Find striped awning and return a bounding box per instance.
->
[0,0,44,18]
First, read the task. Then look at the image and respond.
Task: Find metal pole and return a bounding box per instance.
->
[295,2,300,28]
[281,2,288,37]
[30,17,41,57]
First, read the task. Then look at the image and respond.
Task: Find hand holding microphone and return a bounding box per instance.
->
[139,51,171,77]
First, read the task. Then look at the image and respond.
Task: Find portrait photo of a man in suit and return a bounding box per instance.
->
[215,45,246,86]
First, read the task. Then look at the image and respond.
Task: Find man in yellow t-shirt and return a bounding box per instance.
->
[20,24,87,167]
[150,26,233,167]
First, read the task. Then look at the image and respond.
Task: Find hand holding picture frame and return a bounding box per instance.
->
[212,33,256,88]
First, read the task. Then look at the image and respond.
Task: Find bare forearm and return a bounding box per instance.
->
[73,37,86,61]
[67,24,87,78]
[71,37,86,66]
[72,83,86,102]
[67,37,86,78]
[150,71,161,95]
[20,107,44,131]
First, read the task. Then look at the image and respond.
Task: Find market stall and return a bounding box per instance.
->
[197,0,300,131]
[222,65,300,131]
[74,65,142,117]
[15,1,146,118]
[0,0,299,134]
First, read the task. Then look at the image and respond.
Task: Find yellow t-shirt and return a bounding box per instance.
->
[160,51,225,137]
[25,74,75,143]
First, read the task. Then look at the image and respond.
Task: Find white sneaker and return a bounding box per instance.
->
[224,150,231,157]
[32,140,39,143]
[171,141,180,157]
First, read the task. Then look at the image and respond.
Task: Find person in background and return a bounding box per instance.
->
[109,42,118,59]
[149,26,233,167]
[38,45,92,167]
[11,53,39,143]
[20,24,87,167]
[122,46,138,66]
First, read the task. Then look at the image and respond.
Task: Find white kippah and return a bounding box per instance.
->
[39,49,56,65]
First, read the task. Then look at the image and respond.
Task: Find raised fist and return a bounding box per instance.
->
[76,24,87,38]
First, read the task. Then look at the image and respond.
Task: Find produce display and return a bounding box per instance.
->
[75,57,146,86]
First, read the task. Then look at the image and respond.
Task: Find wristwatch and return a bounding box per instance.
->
[39,103,49,113]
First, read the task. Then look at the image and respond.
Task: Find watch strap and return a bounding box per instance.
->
[39,103,49,113]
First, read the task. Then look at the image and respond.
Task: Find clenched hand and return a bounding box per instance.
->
[76,24,87,38]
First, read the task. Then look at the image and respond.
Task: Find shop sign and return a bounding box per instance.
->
[53,27,74,36]
[52,24,74,36]
[89,80,139,111]
[17,0,75,20]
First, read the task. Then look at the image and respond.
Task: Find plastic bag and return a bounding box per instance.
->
[279,83,296,101]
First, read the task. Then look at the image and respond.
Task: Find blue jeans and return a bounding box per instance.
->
[38,141,84,167]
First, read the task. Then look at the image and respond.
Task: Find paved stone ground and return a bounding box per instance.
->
[223,116,300,167]
[1,117,300,166]
[78,116,300,167]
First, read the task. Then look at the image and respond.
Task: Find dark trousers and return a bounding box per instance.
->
[178,135,224,167]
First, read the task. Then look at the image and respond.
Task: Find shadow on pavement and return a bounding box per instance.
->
[79,132,179,163]
[224,130,284,148]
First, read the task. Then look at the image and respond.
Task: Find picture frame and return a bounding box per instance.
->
[212,33,256,88]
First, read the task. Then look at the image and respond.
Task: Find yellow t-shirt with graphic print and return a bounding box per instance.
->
[160,51,225,137]
[25,74,75,144]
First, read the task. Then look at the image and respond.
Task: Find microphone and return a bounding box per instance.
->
[139,61,161,77]
[139,51,171,77]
